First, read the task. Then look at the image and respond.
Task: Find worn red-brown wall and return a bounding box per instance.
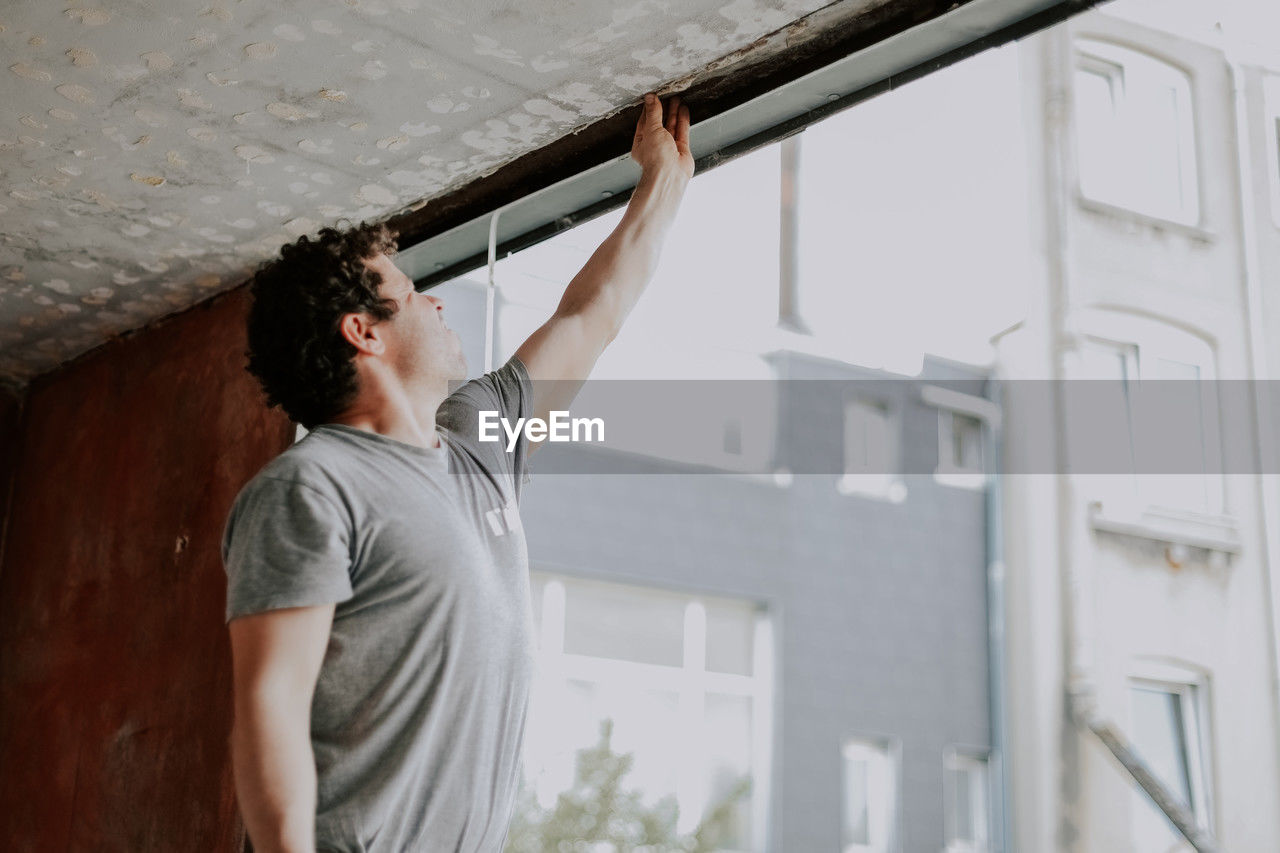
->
[0,286,292,851]
[0,386,22,563]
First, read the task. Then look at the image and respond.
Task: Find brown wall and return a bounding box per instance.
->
[0,386,21,559]
[0,287,292,852]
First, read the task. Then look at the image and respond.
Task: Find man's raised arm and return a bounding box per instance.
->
[515,93,693,424]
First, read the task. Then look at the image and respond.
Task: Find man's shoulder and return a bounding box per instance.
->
[438,356,531,434]
[221,436,355,566]
[441,356,530,411]
[235,432,349,505]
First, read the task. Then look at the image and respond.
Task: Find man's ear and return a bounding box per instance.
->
[338,311,386,356]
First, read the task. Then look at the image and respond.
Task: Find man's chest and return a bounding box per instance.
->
[343,471,527,612]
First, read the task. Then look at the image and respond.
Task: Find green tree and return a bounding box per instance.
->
[505,719,752,853]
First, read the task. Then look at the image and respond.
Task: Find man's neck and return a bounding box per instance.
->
[328,381,449,450]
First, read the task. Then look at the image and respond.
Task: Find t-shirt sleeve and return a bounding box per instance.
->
[221,475,354,624]
[437,354,534,500]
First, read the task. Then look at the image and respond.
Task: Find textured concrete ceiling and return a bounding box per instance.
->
[0,0,865,390]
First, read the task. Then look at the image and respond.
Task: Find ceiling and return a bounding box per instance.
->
[9,0,1031,392]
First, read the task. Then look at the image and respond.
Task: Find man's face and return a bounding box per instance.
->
[364,253,467,382]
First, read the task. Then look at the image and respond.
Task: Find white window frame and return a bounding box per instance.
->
[837,396,906,503]
[936,410,985,488]
[943,748,992,853]
[841,736,900,853]
[1265,74,1280,229]
[922,385,999,491]
[1073,39,1200,226]
[1072,310,1225,520]
[1127,661,1215,846]
[527,572,773,853]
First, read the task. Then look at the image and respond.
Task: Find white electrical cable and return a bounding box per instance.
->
[484,209,500,374]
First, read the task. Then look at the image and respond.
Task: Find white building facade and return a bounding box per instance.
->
[998,5,1280,851]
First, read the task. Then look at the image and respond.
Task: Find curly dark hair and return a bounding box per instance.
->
[245,221,400,428]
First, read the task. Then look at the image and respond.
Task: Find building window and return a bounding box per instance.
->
[1073,312,1223,517]
[944,750,991,853]
[936,409,986,489]
[1265,75,1280,228]
[1128,673,1213,853]
[520,573,772,852]
[842,738,897,853]
[1074,40,1199,225]
[838,398,905,501]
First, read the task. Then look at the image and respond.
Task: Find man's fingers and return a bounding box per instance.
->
[644,93,665,131]
[633,93,693,169]
[664,96,680,136]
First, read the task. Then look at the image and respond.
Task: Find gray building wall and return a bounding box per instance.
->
[508,349,996,853]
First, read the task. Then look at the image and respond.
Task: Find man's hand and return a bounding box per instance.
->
[514,94,692,426]
[631,93,693,181]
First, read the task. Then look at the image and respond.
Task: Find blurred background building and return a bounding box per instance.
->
[428,2,1280,851]
[998,4,1280,853]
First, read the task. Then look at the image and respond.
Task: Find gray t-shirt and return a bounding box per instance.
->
[222,356,536,853]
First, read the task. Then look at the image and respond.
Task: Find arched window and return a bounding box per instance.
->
[1074,40,1200,225]
[1071,311,1224,516]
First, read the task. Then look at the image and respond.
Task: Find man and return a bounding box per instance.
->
[222,93,692,853]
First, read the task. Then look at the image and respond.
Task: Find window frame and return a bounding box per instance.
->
[937,409,985,482]
[526,571,773,852]
[837,395,906,502]
[1072,38,1201,227]
[394,1,1106,289]
[1072,310,1225,519]
[943,747,992,853]
[1126,660,1216,846]
[840,735,902,853]
[921,385,999,491]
